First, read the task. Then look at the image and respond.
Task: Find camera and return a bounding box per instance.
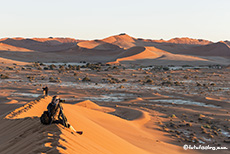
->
[59,99,65,103]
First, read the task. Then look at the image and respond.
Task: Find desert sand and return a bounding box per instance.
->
[0,33,229,65]
[0,34,229,154]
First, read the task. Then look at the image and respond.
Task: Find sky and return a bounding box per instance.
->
[1,0,230,42]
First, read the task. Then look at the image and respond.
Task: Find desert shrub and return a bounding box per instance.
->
[113,66,118,70]
[119,85,125,89]
[163,67,169,71]
[49,64,56,70]
[203,124,211,129]
[49,77,61,83]
[183,75,189,79]
[171,114,177,118]
[59,66,65,72]
[121,79,127,82]
[27,76,35,80]
[196,82,202,86]
[210,83,216,86]
[161,81,173,86]
[107,74,112,77]
[145,79,154,84]
[7,66,14,70]
[0,74,9,79]
[111,78,120,83]
[106,78,120,84]
[174,81,183,86]
[82,76,91,82]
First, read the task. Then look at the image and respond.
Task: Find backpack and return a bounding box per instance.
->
[47,102,59,117]
[40,111,50,125]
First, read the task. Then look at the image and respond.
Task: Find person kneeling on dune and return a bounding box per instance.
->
[40,96,83,135]
[41,95,70,128]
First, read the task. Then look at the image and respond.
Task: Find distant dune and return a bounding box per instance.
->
[77,40,121,50]
[0,34,229,65]
[110,46,211,65]
[166,37,212,45]
[190,41,230,57]
[0,42,32,52]
[102,33,136,49]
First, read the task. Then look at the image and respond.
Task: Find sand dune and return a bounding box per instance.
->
[224,41,230,46]
[166,37,212,45]
[111,46,160,63]
[0,96,194,154]
[102,33,136,49]
[190,41,230,57]
[0,43,32,52]
[32,37,80,44]
[110,46,210,65]
[0,34,229,65]
[77,40,121,50]
[1,38,77,52]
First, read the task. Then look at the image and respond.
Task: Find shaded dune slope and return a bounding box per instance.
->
[77,40,121,50]
[191,42,230,57]
[0,38,78,52]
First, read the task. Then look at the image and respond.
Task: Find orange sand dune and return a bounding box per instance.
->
[102,33,136,49]
[77,40,121,50]
[1,38,77,52]
[110,46,209,64]
[0,34,229,65]
[0,57,29,65]
[32,38,79,43]
[113,46,161,63]
[135,37,212,46]
[0,96,193,154]
[0,43,32,52]
[166,37,212,45]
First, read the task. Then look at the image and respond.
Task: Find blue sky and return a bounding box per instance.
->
[1,0,230,42]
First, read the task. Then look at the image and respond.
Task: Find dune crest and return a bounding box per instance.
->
[75,100,101,109]
[102,33,136,49]
[0,96,191,154]
[167,37,212,45]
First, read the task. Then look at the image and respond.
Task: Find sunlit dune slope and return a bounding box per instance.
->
[0,43,32,52]
[0,96,192,154]
[166,37,212,45]
[102,34,136,49]
[110,46,209,64]
[77,40,121,50]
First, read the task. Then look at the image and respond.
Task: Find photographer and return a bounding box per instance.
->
[47,95,69,127]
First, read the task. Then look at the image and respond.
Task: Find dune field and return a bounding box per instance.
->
[0,34,229,153]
